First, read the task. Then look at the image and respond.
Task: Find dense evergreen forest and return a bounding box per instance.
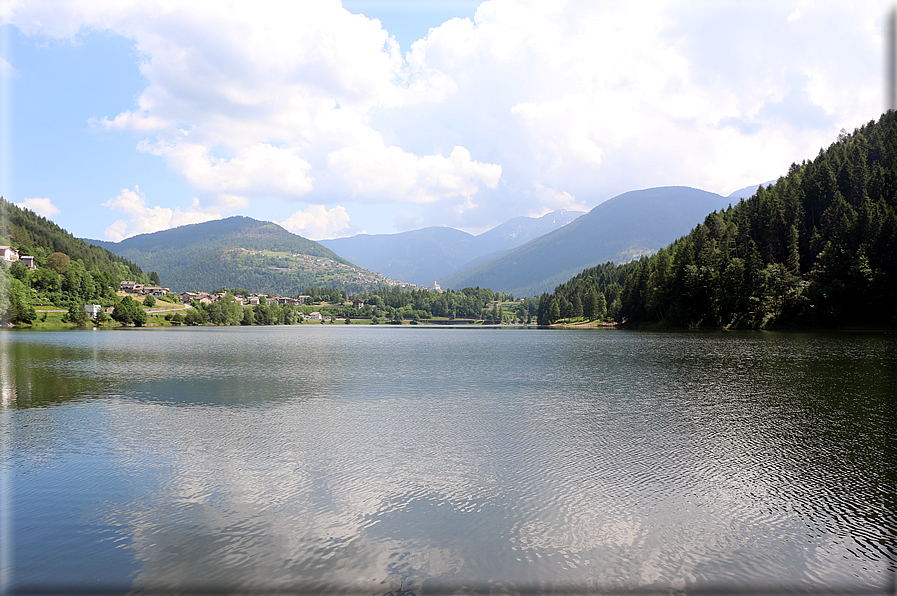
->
[539,111,897,328]
[0,198,152,325]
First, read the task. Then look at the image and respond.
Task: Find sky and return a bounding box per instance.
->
[0,1,892,243]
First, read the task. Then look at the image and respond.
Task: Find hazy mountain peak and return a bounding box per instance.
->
[727,180,778,200]
[439,186,732,297]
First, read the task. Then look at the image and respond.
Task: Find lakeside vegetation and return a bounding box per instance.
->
[0,196,528,329]
[170,286,529,327]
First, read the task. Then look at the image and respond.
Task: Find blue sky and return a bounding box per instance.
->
[0,1,891,242]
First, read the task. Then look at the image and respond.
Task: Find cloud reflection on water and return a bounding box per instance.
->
[4,327,894,593]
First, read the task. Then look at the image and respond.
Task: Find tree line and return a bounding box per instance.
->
[192,285,536,327]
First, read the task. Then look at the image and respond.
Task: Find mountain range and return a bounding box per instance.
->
[318,209,583,286]
[87,183,769,298]
[438,186,736,296]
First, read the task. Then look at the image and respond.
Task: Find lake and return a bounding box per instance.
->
[1,326,894,594]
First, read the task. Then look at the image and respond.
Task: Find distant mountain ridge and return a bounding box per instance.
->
[439,187,734,297]
[727,180,778,200]
[86,216,392,294]
[319,209,583,285]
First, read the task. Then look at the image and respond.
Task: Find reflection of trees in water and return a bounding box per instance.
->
[1,340,108,408]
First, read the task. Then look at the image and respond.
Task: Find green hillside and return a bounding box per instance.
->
[88,216,397,294]
[540,112,897,329]
[0,197,151,325]
[1,197,149,281]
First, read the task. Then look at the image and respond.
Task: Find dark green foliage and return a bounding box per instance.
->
[180,296,299,327]
[535,260,631,324]
[322,285,522,323]
[199,293,243,325]
[0,273,37,325]
[0,197,149,283]
[0,198,150,325]
[111,296,147,327]
[539,111,897,329]
[61,302,91,327]
[548,300,560,324]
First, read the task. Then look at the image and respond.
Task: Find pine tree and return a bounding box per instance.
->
[572,294,583,319]
[548,300,561,324]
[787,225,800,275]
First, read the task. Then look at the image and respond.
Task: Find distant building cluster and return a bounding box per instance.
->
[120,282,315,307]
[120,281,171,296]
[117,281,329,321]
[238,248,407,287]
[177,291,312,306]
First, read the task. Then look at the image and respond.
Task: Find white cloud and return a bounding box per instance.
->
[144,142,315,204]
[15,197,60,218]
[94,110,171,133]
[530,183,584,213]
[278,205,362,240]
[0,57,18,78]
[329,144,501,203]
[4,0,889,233]
[102,185,220,241]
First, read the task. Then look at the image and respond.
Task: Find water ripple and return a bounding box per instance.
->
[4,327,894,593]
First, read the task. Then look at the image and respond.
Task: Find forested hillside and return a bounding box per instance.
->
[1,198,149,281]
[89,216,393,294]
[0,198,151,324]
[540,112,897,328]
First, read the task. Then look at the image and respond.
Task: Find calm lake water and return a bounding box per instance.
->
[1,326,895,594]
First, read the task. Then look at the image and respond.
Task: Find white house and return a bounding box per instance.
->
[0,246,19,262]
[83,304,104,319]
[137,286,169,296]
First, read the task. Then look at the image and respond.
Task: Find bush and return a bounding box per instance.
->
[62,302,90,327]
